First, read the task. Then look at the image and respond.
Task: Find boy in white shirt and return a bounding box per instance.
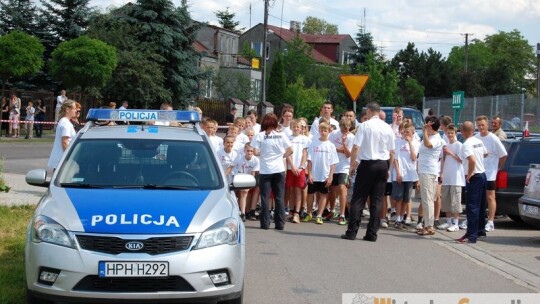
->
[227,125,245,155]
[328,118,355,225]
[203,119,223,153]
[303,122,339,224]
[234,143,260,222]
[286,119,309,223]
[440,124,465,232]
[216,136,237,184]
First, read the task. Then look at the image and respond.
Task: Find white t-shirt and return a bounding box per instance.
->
[208,135,223,153]
[353,116,395,161]
[475,132,507,181]
[253,123,261,134]
[310,117,339,138]
[216,148,237,183]
[441,141,465,186]
[250,130,292,174]
[233,155,260,174]
[280,125,292,138]
[307,138,339,182]
[393,137,420,182]
[288,134,309,169]
[56,95,67,108]
[47,117,76,169]
[461,136,487,175]
[26,106,35,121]
[329,130,355,174]
[418,133,444,175]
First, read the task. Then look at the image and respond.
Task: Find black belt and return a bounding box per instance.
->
[360,159,387,163]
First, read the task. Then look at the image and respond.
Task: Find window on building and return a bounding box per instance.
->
[205,77,213,98]
[252,79,261,102]
[252,42,263,57]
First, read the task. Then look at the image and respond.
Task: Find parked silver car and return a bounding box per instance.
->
[518,164,540,229]
[25,109,255,303]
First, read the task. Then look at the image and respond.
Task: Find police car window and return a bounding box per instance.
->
[56,139,221,189]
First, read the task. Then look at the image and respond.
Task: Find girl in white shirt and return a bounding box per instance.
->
[47,100,78,169]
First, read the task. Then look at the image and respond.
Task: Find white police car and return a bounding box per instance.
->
[25,109,255,304]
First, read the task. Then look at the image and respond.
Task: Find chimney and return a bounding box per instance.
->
[290,21,301,33]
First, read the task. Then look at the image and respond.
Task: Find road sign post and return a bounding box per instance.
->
[452,91,465,124]
[340,75,369,113]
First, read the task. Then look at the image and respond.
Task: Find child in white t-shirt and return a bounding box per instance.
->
[303,122,339,224]
[234,143,260,221]
[440,124,465,232]
[286,119,309,223]
[216,136,237,184]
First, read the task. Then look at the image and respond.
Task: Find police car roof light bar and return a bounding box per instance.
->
[86,109,201,123]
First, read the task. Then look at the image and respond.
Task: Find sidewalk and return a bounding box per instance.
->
[0,173,46,206]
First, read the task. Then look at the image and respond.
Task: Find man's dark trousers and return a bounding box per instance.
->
[465,172,487,242]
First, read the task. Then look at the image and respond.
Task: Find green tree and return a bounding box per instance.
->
[350,26,377,68]
[50,35,117,108]
[267,52,286,105]
[215,8,243,33]
[213,69,252,101]
[124,0,203,107]
[87,10,171,108]
[0,0,39,35]
[0,31,44,95]
[284,77,327,121]
[282,34,315,85]
[355,53,399,106]
[40,0,94,46]
[301,16,338,35]
[401,78,424,108]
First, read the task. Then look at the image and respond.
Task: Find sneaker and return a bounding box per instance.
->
[416,222,424,230]
[292,213,300,223]
[485,222,495,232]
[434,219,442,228]
[338,216,347,225]
[240,214,246,222]
[270,210,274,221]
[381,220,389,228]
[324,209,335,221]
[362,209,370,217]
[332,210,340,219]
[436,222,450,230]
[315,216,323,224]
[390,212,397,222]
[447,225,460,232]
[459,220,468,229]
[284,208,289,216]
[301,214,312,222]
[404,217,412,225]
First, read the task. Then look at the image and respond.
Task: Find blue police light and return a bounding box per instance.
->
[86,109,200,123]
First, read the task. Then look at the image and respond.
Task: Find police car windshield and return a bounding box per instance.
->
[56,139,221,189]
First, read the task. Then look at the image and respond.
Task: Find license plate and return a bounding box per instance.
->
[98,261,169,277]
[523,205,539,216]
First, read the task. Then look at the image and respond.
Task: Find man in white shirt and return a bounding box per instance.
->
[475,115,507,232]
[342,102,395,242]
[457,121,488,244]
[310,102,339,138]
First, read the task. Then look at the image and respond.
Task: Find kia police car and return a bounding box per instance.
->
[25,109,255,304]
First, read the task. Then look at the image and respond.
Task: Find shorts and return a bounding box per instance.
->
[441,185,463,213]
[391,181,414,202]
[286,169,306,188]
[486,180,496,191]
[331,173,348,186]
[307,181,330,194]
[384,182,392,196]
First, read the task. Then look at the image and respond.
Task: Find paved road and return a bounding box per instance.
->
[2,141,539,303]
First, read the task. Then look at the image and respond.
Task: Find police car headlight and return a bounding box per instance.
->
[32,215,75,248]
[194,218,239,250]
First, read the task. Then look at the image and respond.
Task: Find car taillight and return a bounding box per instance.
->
[496,170,508,189]
[524,172,531,187]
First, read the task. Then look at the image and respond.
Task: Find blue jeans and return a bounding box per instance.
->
[259,172,286,229]
[465,173,487,242]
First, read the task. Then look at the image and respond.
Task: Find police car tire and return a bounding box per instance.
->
[161,171,199,185]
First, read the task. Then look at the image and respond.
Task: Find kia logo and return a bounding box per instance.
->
[125,241,144,251]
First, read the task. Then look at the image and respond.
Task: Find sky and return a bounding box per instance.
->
[90,0,540,60]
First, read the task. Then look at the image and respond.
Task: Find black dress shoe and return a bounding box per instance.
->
[341,234,356,240]
[362,235,377,242]
[275,226,284,230]
[260,226,269,230]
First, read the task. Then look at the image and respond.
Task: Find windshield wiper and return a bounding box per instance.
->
[109,184,196,190]
[60,183,107,188]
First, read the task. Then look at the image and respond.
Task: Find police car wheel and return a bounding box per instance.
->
[160,171,199,185]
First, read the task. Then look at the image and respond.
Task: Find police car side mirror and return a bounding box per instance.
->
[230,174,256,190]
[26,169,49,188]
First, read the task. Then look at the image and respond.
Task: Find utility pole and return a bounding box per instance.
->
[261,0,269,103]
[463,33,474,73]
[537,43,540,97]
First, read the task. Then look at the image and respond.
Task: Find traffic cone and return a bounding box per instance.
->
[523,121,530,138]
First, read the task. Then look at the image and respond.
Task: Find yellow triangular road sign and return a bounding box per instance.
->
[340,74,369,101]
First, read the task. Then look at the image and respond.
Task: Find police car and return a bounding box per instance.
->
[25,109,255,304]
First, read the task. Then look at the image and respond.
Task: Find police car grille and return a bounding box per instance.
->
[73,275,195,292]
[76,235,194,255]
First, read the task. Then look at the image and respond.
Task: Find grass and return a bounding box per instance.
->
[0,205,35,304]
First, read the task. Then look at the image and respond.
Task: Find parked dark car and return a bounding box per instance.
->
[380,107,424,130]
[496,138,540,221]
[518,164,540,228]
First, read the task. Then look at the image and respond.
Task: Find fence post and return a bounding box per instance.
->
[437,100,440,116]
[490,96,493,118]
[422,96,425,113]
[473,97,477,121]
[521,93,525,123]
[495,95,499,115]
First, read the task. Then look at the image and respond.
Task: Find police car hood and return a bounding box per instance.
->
[44,187,233,234]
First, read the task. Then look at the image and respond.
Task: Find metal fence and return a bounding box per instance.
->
[423,94,540,128]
